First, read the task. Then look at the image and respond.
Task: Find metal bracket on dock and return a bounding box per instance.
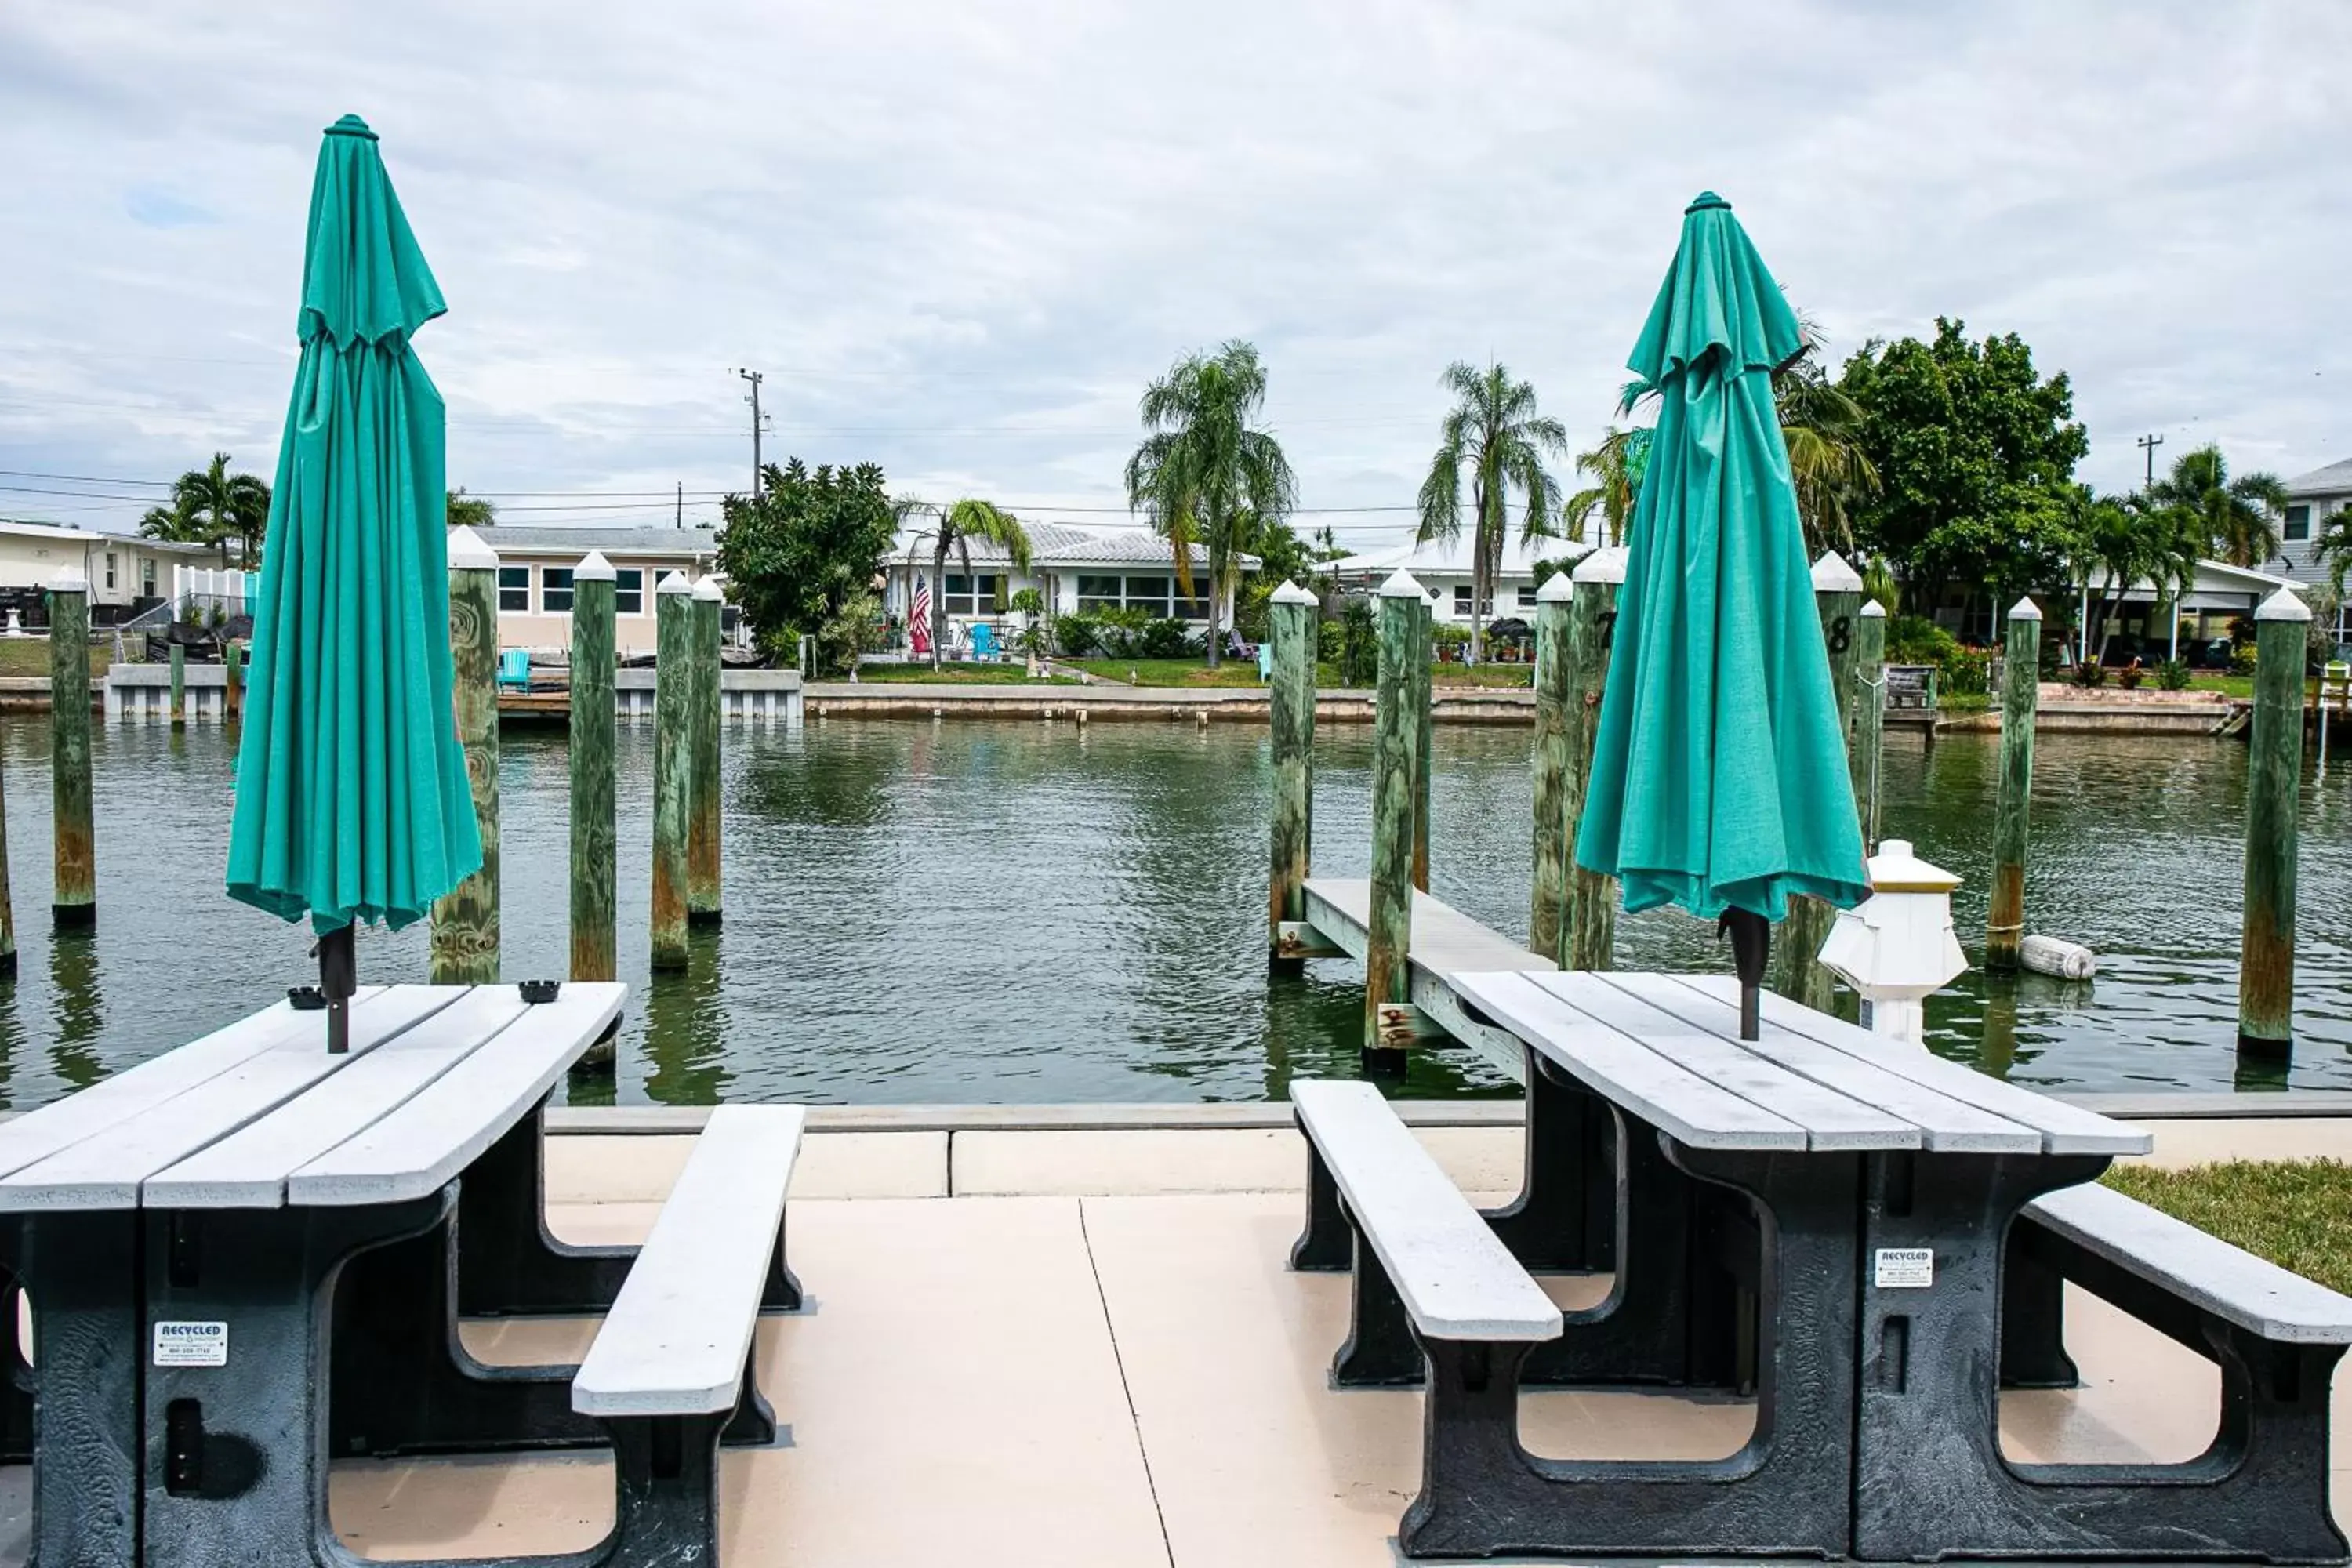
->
[1274,921,1346,960]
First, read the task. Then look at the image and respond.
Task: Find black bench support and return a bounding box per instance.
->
[1482,1053,1615,1272]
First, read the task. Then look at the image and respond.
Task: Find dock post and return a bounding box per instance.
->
[1413,593,1433,893]
[0,717,13,976]
[1987,596,2043,973]
[569,550,619,1033]
[1853,599,1887,851]
[169,641,186,730]
[224,638,243,727]
[1773,551,1865,1009]
[1267,580,1319,971]
[651,572,695,971]
[686,578,724,927]
[2238,586,2310,1060]
[47,569,94,929]
[1565,546,1626,971]
[430,529,500,984]
[1366,569,1424,1065]
[1529,572,1573,962]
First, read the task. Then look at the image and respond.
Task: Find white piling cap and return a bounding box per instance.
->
[2007,595,2043,622]
[573,549,615,582]
[1860,599,1886,619]
[446,525,499,569]
[1270,579,1318,605]
[656,570,695,596]
[1866,839,1962,894]
[1378,568,1425,598]
[1810,550,1864,593]
[46,566,88,593]
[2255,586,2313,622]
[691,576,724,601]
[1535,572,1573,603]
[1573,546,1628,586]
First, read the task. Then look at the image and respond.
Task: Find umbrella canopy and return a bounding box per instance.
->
[1573,192,1867,927]
[226,114,481,938]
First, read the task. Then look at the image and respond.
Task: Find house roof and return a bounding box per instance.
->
[2283,459,2352,499]
[1327,532,1591,580]
[2079,558,2302,598]
[891,521,1255,571]
[0,518,215,555]
[469,524,721,560]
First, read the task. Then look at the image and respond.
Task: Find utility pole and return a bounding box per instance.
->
[735,368,768,499]
[2137,432,2165,491]
[676,481,684,529]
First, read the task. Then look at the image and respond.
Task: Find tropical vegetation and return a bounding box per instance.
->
[714,458,897,673]
[2143,445,2289,569]
[1416,361,1568,662]
[138,452,271,568]
[1125,340,1298,667]
[896,496,1032,670]
[446,489,497,529]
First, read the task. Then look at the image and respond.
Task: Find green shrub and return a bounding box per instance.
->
[1232,580,1274,644]
[1138,617,1192,659]
[2116,663,2143,690]
[2230,644,2260,677]
[1886,615,1993,695]
[2154,658,2191,691]
[2073,660,2108,688]
[1092,606,1152,659]
[1431,623,1471,656]
[1338,599,1377,686]
[1054,611,1101,658]
[812,590,885,677]
[1318,618,1344,666]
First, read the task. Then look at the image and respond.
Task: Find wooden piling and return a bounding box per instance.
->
[1529,571,1574,962]
[2238,586,2310,1059]
[47,571,94,928]
[223,638,243,727]
[1773,552,1864,1009]
[1266,580,1318,970]
[686,578,724,927]
[1987,595,2042,974]
[0,720,16,978]
[430,532,500,983]
[569,551,619,989]
[1565,547,1626,971]
[1412,593,1433,894]
[651,572,695,971]
[169,641,187,729]
[1853,599,1887,851]
[1365,570,1423,1059]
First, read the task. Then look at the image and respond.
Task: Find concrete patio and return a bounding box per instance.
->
[296,1111,2352,1566]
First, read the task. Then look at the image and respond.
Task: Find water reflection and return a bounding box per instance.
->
[48,934,102,1091]
[641,930,728,1105]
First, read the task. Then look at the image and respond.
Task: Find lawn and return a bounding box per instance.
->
[849,662,1078,685]
[2106,1159,2352,1294]
[0,641,112,677]
[1065,656,1537,690]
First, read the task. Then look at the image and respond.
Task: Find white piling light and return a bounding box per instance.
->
[47,566,89,593]
[1378,568,1425,599]
[1573,546,1629,586]
[656,570,694,597]
[445,525,499,570]
[1271,579,1319,606]
[1817,839,1967,1048]
[573,548,616,583]
[691,577,724,603]
[1535,570,1573,604]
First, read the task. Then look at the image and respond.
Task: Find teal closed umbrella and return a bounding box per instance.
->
[1573,192,1867,1036]
[226,114,481,1049]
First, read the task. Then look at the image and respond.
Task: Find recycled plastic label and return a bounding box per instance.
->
[153,1320,228,1367]
[1874,1247,1934,1289]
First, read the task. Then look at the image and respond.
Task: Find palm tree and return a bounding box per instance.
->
[2147,445,2289,568]
[2315,506,2352,598]
[447,489,497,529]
[1417,361,1568,662]
[1125,340,1298,668]
[137,501,206,546]
[897,498,1033,670]
[164,452,272,568]
[1563,426,1650,547]
[2070,488,2198,662]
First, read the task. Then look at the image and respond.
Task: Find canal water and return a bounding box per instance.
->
[0,715,2345,1109]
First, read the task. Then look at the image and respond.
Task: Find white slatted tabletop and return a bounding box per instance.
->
[0,982,627,1212]
[1446,969,2151,1157]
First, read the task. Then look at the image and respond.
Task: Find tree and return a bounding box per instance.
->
[2144,445,2289,568]
[446,489,497,529]
[1838,318,2089,613]
[2068,488,2199,662]
[1563,426,1649,547]
[1417,361,1568,662]
[145,452,271,568]
[896,497,1033,670]
[2315,505,2352,598]
[1126,340,1298,667]
[1773,326,1879,557]
[715,458,896,670]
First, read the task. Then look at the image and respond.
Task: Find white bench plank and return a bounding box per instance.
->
[145,989,533,1208]
[1532,973,1917,1151]
[1599,973,2042,1155]
[287,982,626,1206]
[1291,1080,1561,1341]
[1450,971,1807,1151]
[574,1105,806,1416]
[0,987,389,1181]
[1671,977,2151,1156]
[0,988,460,1211]
[2027,1183,2352,1344]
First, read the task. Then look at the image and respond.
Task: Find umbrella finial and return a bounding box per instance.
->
[1810,551,1864,593]
[446,525,499,569]
[325,114,378,140]
[1377,568,1425,599]
[573,550,616,582]
[2256,586,2313,622]
[1685,190,1733,214]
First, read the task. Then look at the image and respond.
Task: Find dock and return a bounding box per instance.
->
[1298,875,1548,1071]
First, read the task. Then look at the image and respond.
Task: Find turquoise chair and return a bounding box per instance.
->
[969,622,1000,662]
[1257,642,1272,683]
[496,648,531,692]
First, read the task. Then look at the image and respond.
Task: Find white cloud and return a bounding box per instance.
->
[0,0,2343,542]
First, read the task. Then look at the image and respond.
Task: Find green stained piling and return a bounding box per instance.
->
[1365,572,1423,1054]
[1564,548,1624,971]
[1266,581,1318,969]
[1987,596,2043,974]
[1773,553,1864,1010]
[2238,588,2310,1058]
[1529,571,1575,961]
[47,574,93,927]
[429,546,500,983]
[1853,599,1887,851]
[569,554,619,987]
[651,572,695,970]
[224,638,244,727]
[1412,593,1433,894]
[0,714,14,978]
[169,641,187,729]
[687,579,724,925]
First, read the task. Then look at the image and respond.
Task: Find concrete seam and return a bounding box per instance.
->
[1075,1196,1176,1568]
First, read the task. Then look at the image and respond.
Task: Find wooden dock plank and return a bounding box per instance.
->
[1301,877,1550,980]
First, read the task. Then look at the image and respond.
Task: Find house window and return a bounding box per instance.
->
[1452,585,1494,616]
[541,567,575,613]
[615,568,644,615]
[1174,579,1210,620]
[498,566,530,612]
[2284,505,2310,543]
[103,553,117,590]
[944,574,1002,615]
[141,559,156,597]
[1123,575,1171,615]
[1076,575,1121,612]
[1516,585,1538,610]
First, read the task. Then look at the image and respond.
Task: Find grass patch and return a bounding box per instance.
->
[1433,663,1537,689]
[0,641,114,677]
[848,662,1078,685]
[2104,1159,2352,1294]
[1068,658,1272,688]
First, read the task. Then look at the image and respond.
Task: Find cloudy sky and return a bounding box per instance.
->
[2,1,2344,547]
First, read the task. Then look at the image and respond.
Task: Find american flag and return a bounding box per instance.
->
[909,575,932,655]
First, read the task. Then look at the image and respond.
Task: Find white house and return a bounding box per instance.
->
[883,522,1252,651]
[2070,558,2306,662]
[1326,533,1590,626]
[0,518,218,623]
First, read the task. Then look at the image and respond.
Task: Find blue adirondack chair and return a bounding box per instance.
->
[968,622,1000,662]
[497,648,532,692]
[1257,642,1272,683]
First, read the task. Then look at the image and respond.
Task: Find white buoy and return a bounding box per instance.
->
[2019,933,2097,982]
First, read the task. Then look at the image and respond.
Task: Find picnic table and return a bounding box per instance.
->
[0,981,628,1567]
[1292,968,2352,1561]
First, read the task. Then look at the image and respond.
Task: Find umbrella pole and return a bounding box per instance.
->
[319,923,357,1054]
[1722,909,1770,1041]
